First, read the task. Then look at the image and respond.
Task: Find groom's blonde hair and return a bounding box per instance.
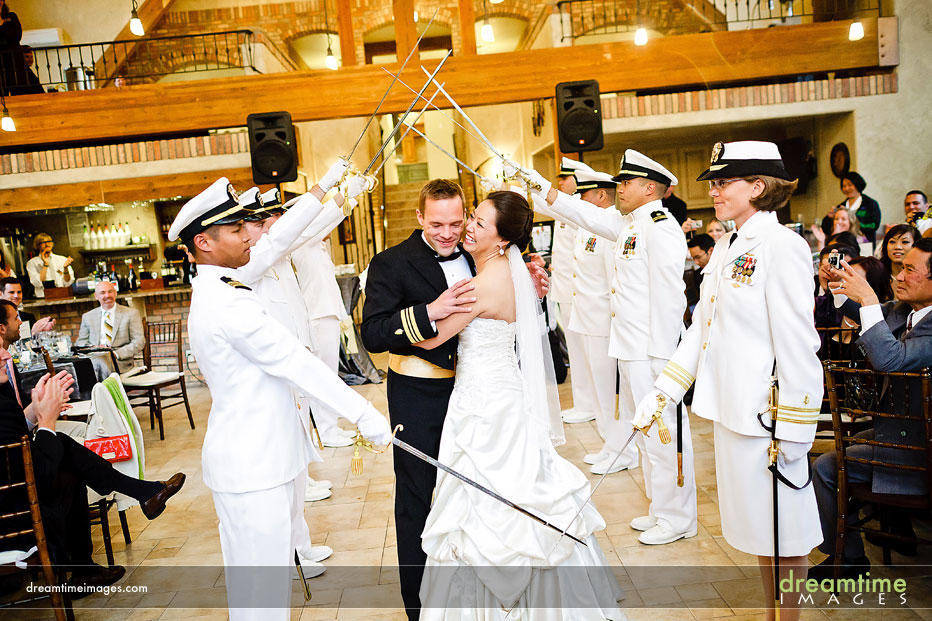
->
[419,179,465,215]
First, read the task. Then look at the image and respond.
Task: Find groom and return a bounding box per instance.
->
[361,179,477,619]
[362,179,547,618]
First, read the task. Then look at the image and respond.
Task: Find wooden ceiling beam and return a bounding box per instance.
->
[0,167,263,214]
[0,19,884,150]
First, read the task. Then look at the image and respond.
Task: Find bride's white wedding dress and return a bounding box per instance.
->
[419,316,625,619]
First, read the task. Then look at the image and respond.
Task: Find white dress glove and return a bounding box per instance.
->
[778,439,812,468]
[344,174,372,201]
[479,176,499,193]
[632,388,672,429]
[318,158,350,193]
[356,406,392,446]
[521,167,552,198]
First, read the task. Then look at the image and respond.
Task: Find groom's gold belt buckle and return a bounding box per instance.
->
[388,354,454,379]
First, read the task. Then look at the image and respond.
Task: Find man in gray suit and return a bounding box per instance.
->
[811,238,932,579]
[75,281,145,372]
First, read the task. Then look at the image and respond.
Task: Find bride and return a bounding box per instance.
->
[413,191,623,619]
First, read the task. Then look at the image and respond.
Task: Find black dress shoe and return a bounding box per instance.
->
[141,472,186,520]
[67,564,126,599]
[808,555,871,582]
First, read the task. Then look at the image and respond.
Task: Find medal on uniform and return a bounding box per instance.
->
[585,236,597,252]
[623,234,637,258]
[731,254,757,284]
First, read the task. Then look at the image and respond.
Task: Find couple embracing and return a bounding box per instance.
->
[361,180,623,620]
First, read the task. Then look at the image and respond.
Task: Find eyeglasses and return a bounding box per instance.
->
[708,178,744,190]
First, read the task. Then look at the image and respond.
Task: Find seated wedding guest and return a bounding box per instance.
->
[825,256,894,350]
[880,224,920,282]
[0,277,55,335]
[814,243,858,330]
[684,234,714,323]
[74,281,145,372]
[705,218,729,241]
[25,233,74,298]
[0,303,186,594]
[810,238,932,579]
[814,209,869,251]
[0,252,14,279]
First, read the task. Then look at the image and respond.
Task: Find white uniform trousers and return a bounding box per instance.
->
[291,467,314,557]
[573,330,628,463]
[308,316,343,437]
[213,477,297,620]
[618,358,697,534]
[561,304,597,420]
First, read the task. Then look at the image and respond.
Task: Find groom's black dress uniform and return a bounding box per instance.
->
[361,230,474,619]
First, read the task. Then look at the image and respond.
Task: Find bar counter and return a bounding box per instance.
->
[22,285,200,381]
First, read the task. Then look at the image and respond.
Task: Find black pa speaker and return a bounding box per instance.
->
[247,111,298,184]
[555,80,603,153]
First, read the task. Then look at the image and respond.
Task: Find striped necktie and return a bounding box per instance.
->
[7,359,22,407]
[103,310,114,346]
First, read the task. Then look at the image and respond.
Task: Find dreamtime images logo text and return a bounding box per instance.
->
[780,570,909,607]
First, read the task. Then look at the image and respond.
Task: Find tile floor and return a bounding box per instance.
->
[16,355,932,619]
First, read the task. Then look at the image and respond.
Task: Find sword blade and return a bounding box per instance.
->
[407,124,481,178]
[419,69,506,160]
[344,7,440,161]
[369,83,444,177]
[391,436,588,547]
[364,50,452,174]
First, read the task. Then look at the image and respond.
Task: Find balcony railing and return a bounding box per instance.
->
[1,30,260,94]
[557,0,881,41]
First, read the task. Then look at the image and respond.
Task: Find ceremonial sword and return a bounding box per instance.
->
[368,83,446,178]
[342,8,440,163]
[385,425,589,547]
[363,50,452,175]
[406,124,482,179]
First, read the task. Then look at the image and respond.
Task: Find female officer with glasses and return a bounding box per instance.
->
[634,141,823,621]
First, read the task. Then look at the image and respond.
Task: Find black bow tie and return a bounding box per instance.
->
[436,250,463,263]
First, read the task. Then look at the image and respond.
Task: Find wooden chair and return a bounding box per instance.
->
[87,498,131,568]
[825,364,932,576]
[122,319,195,440]
[0,436,73,620]
[813,327,867,454]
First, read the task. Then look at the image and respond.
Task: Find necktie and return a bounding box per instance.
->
[436,250,462,263]
[7,359,22,408]
[728,232,738,247]
[906,313,914,335]
[104,310,114,346]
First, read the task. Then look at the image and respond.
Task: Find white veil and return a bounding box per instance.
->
[507,245,566,447]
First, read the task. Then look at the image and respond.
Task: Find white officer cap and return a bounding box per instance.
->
[559,157,592,177]
[238,187,263,210]
[574,167,616,194]
[244,188,287,222]
[613,149,678,187]
[260,188,281,207]
[697,141,792,181]
[168,177,248,242]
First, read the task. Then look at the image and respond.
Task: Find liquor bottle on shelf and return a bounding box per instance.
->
[82,225,89,248]
[88,225,99,250]
[124,221,133,246]
[109,264,120,291]
[127,260,138,290]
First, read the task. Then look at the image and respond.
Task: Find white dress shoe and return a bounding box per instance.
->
[301,545,333,563]
[291,559,326,580]
[638,523,698,545]
[583,448,608,465]
[590,454,636,475]
[305,483,333,502]
[562,408,596,424]
[308,478,332,490]
[320,432,354,448]
[629,515,658,532]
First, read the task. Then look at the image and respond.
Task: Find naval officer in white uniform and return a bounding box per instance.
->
[522,150,698,543]
[514,162,639,473]
[169,177,392,620]
[635,141,823,618]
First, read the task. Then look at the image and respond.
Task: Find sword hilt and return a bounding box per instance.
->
[635,394,672,444]
[350,424,403,475]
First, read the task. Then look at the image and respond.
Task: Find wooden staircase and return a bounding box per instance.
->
[382,181,424,249]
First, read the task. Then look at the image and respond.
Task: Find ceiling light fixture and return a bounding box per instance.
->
[129,0,145,36]
[481,0,494,43]
[848,20,864,41]
[634,27,648,46]
[414,10,419,22]
[323,0,338,70]
[1,102,16,132]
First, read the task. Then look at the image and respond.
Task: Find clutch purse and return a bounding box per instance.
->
[84,434,133,462]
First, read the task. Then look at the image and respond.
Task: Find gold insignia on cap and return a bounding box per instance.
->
[227,184,239,200]
[710,142,724,164]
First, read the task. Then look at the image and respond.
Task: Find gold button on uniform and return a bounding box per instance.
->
[711,296,716,303]
[611,312,616,317]
[573,273,577,278]
[702,343,708,350]
[707,319,712,327]
[611,288,615,294]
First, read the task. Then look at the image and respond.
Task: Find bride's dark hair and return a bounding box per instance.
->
[486,191,534,252]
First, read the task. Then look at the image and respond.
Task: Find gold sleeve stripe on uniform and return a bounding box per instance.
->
[775,416,818,425]
[407,307,425,342]
[667,361,695,383]
[663,362,693,387]
[400,307,417,343]
[777,404,821,414]
[662,367,691,391]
